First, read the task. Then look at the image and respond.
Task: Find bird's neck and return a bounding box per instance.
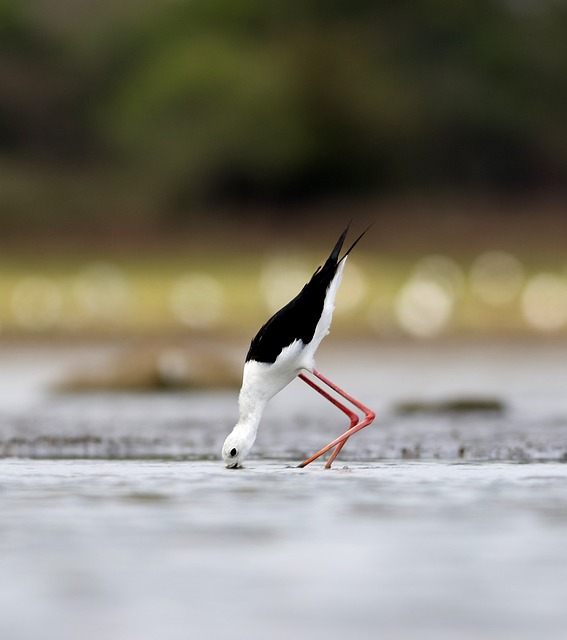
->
[235,366,271,444]
[237,392,267,434]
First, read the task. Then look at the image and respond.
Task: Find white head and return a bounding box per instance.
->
[221,424,256,468]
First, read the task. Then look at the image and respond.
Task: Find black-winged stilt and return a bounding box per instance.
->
[222,225,375,469]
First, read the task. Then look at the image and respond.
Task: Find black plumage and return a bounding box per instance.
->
[246,225,368,364]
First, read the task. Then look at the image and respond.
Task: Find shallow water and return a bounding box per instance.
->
[1,459,567,640]
[1,340,567,639]
[1,340,567,462]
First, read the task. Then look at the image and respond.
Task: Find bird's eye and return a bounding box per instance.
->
[230,448,237,457]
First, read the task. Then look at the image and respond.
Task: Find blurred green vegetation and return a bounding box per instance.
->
[1,0,566,232]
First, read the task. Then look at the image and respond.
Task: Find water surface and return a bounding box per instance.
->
[1,459,567,640]
[1,340,567,639]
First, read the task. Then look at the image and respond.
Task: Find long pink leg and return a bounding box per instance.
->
[298,372,359,468]
[297,369,375,468]
[310,368,375,465]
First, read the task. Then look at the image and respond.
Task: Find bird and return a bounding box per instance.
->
[221,224,375,469]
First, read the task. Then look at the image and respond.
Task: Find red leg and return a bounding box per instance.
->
[297,369,375,468]
[298,372,358,468]
[312,368,376,466]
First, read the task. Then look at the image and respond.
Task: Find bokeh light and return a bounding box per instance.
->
[73,263,132,327]
[11,276,63,331]
[470,251,525,306]
[169,273,225,329]
[395,279,454,338]
[260,255,310,313]
[521,273,567,333]
[412,255,465,299]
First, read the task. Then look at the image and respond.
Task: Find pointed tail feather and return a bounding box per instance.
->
[339,223,372,263]
[320,222,370,272]
[326,223,350,266]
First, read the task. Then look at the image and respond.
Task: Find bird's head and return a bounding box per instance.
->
[221,427,253,469]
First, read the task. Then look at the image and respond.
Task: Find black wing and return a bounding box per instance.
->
[246,224,368,364]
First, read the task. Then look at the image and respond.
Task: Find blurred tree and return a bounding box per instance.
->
[0,0,93,159]
[0,0,566,229]
[95,0,567,208]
